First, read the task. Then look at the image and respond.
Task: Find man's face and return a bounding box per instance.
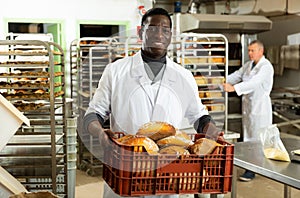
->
[248,43,263,63]
[140,14,172,59]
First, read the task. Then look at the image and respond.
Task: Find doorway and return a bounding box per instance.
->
[77,20,129,39]
[79,24,120,37]
[7,22,62,46]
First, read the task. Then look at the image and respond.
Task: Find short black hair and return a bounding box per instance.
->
[141,7,172,28]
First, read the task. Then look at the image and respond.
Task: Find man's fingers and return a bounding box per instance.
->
[104,129,118,139]
[217,131,225,141]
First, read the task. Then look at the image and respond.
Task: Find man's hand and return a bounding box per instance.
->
[203,122,225,141]
[222,83,235,92]
[98,129,112,151]
[217,131,225,142]
[103,129,117,139]
[87,120,116,150]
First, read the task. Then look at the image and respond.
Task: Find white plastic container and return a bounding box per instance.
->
[0,94,30,151]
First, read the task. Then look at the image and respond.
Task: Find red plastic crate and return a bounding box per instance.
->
[103,133,234,197]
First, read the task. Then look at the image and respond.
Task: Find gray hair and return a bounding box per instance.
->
[250,40,264,50]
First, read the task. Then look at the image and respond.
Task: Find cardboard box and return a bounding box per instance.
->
[0,94,30,151]
[0,94,59,197]
[0,166,28,197]
[9,191,59,198]
[0,94,30,196]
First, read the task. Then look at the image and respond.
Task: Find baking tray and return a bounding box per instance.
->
[291,150,300,163]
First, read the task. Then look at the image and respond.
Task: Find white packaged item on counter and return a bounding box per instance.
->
[259,125,290,162]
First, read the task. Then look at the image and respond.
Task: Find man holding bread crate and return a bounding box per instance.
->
[83,7,223,198]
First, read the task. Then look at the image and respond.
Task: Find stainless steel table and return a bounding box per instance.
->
[231,138,300,198]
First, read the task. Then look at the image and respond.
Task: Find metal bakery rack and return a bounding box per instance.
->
[73,37,115,176]
[69,39,79,117]
[174,33,229,133]
[0,39,68,197]
[71,36,142,176]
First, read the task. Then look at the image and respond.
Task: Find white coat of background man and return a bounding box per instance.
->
[223,40,274,181]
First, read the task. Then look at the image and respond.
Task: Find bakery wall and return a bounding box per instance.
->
[2,0,300,90]
[258,15,300,89]
[0,0,154,96]
[154,0,300,90]
[0,0,152,49]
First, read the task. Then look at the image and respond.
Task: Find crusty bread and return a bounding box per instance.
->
[117,135,159,155]
[156,130,193,147]
[205,92,222,98]
[189,138,222,155]
[137,121,176,141]
[159,145,189,155]
[194,76,207,85]
[116,134,135,143]
[34,89,45,94]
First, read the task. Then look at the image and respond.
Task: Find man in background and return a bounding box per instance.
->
[223,40,274,181]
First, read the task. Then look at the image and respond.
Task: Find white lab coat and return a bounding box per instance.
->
[86,50,208,198]
[227,56,274,141]
[87,50,208,134]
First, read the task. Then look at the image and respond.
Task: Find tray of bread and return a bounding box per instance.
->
[0,81,61,89]
[0,60,50,65]
[0,71,63,77]
[0,90,64,100]
[0,50,62,56]
[12,100,46,112]
[103,121,234,197]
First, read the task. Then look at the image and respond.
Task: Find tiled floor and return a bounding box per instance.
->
[75,169,103,198]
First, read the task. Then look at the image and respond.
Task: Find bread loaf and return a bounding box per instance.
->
[156,130,193,147]
[117,135,159,155]
[209,77,224,84]
[205,92,222,98]
[159,145,190,155]
[189,138,222,155]
[116,134,134,143]
[199,91,205,98]
[194,76,207,85]
[137,121,176,141]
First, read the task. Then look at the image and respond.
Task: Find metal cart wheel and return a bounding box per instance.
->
[79,162,87,171]
[86,168,96,177]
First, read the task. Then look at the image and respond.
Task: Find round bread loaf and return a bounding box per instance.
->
[189,138,222,155]
[137,121,176,141]
[117,134,135,143]
[159,145,190,155]
[117,135,159,155]
[156,130,193,147]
